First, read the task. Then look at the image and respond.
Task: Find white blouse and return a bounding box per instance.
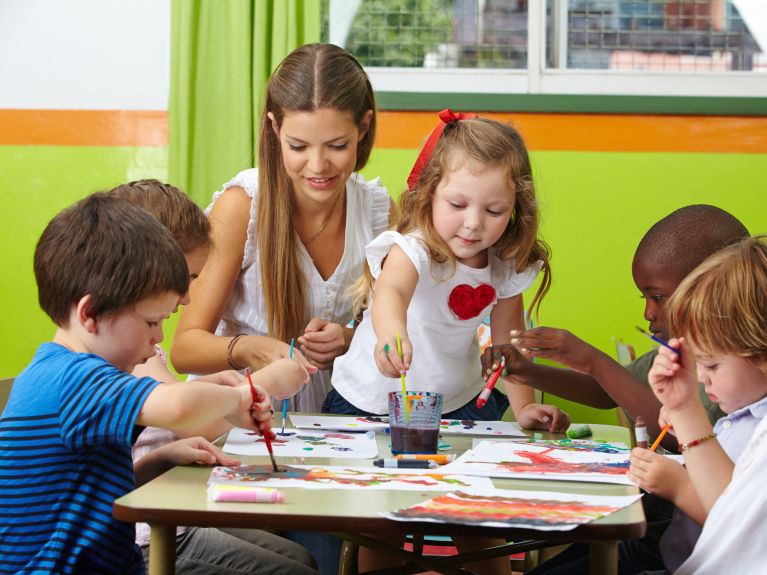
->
[208,168,391,413]
[332,231,540,414]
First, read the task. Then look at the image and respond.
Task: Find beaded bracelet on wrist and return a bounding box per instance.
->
[679,432,717,452]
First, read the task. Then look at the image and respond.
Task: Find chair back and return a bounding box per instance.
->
[0,377,15,412]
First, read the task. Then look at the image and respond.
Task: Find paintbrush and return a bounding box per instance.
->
[395,331,410,422]
[246,368,279,473]
[634,326,678,354]
[280,338,294,435]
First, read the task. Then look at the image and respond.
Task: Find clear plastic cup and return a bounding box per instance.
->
[388,391,443,455]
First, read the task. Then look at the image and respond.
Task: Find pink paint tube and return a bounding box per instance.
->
[207,484,285,503]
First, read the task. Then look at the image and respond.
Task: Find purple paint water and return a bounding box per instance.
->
[390,424,439,454]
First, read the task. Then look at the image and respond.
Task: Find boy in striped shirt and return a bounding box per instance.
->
[0,194,304,574]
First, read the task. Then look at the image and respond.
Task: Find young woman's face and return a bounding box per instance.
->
[431,158,514,268]
[271,108,370,204]
[690,341,767,414]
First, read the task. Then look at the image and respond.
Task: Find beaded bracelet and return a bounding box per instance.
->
[226,334,247,371]
[679,432,717,452]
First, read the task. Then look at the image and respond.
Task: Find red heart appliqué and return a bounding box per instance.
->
[447,284,496,320]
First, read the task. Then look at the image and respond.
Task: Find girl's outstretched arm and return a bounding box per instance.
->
[371,245,418,378]
[491,295,570,432]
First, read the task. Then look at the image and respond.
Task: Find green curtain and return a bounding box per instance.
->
[169,0,321,206]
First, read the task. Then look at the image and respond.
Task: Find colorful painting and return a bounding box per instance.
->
[382,488,641,530]
[223,427,378,459]
[289,414,389,432]
[208,464,494,491]
[439,440,633,485]
[438,419,525,437]
[503,438,630,454]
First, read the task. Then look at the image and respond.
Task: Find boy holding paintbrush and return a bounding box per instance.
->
[0,194,301,574]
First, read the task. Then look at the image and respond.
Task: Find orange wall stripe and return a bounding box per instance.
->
[1,109,766,153]
[377,111,767,154]
[0,109,167,146]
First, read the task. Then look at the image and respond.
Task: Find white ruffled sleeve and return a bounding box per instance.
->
[365,231,430,280]
[494,257,543,299]
[357,174,391,237]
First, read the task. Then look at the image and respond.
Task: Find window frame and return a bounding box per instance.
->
[360,0,767,113]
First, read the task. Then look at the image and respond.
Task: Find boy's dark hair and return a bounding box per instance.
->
[634,205,749,283]
[107,179,211,253]
[35,193,190,326]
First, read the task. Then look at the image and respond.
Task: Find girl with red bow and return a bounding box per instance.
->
[326,110,570,432]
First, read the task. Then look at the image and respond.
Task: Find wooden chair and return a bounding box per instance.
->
[0,377,15,412]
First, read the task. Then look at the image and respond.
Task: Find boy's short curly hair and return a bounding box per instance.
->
[34,192,190,326]
[667,235,767,362]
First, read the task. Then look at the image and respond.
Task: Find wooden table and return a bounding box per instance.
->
[114,421,645,575]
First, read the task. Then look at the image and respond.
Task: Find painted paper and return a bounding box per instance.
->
[223,427,378,459]
[439,440,633,485]
[439,419,525,437]
[382,488,641,530]
[209,464,495,491]
[289,414,389,432]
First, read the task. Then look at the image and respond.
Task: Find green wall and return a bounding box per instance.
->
[3,143,766,425]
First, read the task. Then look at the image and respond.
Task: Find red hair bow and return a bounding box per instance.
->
[406,108,478,192]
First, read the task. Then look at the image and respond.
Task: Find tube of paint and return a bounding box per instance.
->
[565,424,592,439]
[207,484,285,503]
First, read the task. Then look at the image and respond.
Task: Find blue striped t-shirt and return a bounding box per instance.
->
[0,343,160,574]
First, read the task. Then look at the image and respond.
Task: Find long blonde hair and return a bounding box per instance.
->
[256,44,376,342]
[355,116,550,319]
[667,235,767,363]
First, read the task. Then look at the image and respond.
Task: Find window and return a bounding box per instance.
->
[323,0,767,100]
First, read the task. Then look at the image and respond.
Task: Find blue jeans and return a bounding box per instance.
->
[322,388,510,421]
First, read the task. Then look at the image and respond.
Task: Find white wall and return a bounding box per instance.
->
[0,0,169,110]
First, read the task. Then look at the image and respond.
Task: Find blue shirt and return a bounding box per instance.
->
[0,343,160,574]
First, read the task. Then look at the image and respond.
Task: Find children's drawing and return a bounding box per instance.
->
[209,464,494,491]
[382,488,641,530]
[439,440,633,485]
[223,427,378,459]
[507,438,630,454]
[289,414,389,432]
[438,419,525,437]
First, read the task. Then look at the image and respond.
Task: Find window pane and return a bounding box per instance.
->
[550,0,766,72]
[324,0,528,69]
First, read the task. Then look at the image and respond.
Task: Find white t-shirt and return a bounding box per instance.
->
[675,413,767,574]
[332,231,540,414]
[207,168,390,413]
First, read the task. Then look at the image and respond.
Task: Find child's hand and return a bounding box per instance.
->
[658,407,676,437]
[629,447,688,503]
[226,383,274,432]
[510,327,597,374]
[298,318,346,370]
[268,357,313,400]
[374,333,413,378]
[480,343,529,381]
[516,403,570,433]
[648,337,698,413]
[160,436,241,467]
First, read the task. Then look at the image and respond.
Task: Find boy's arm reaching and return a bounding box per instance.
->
[134,436,241,487]
[486,327,672,447]
[371,245,418,377]
[491,297,570,432]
